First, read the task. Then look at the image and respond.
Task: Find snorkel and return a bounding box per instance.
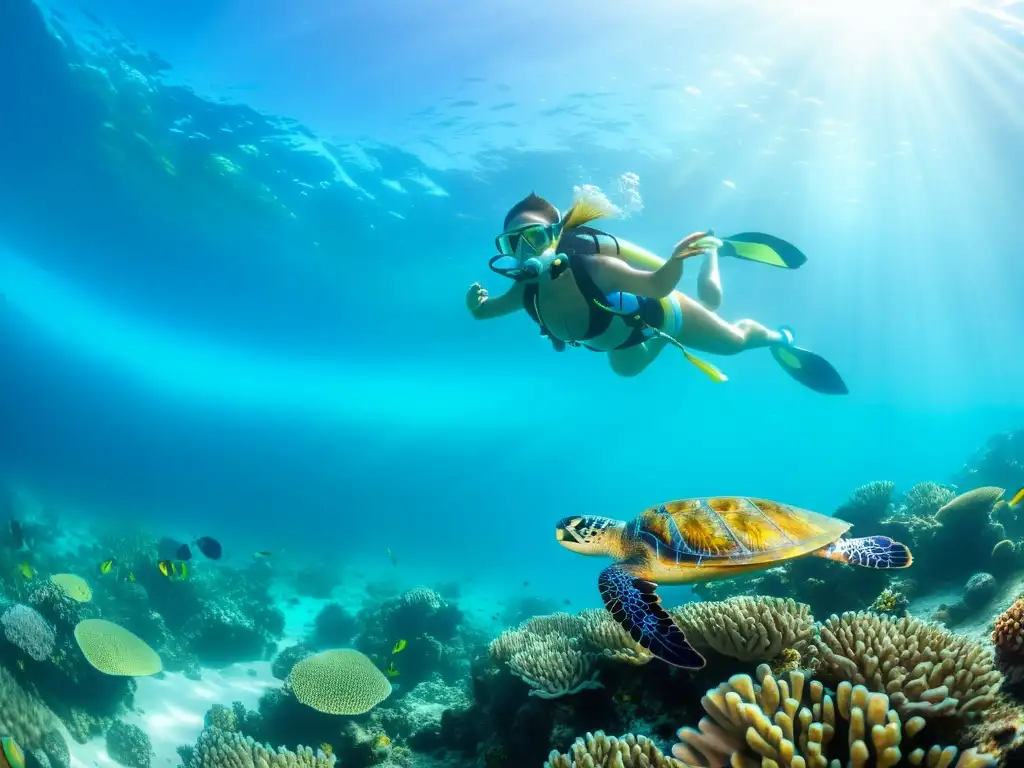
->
[489,196,612,282]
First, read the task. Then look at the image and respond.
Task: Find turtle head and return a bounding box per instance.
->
[555,515,624,556]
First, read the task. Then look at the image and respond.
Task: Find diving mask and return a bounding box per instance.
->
[489,222,566,281]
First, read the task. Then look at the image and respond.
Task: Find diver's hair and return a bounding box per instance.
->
[504,192,560,229]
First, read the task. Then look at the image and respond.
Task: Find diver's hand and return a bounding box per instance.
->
[466,282,488,314]
[672,231,716,260]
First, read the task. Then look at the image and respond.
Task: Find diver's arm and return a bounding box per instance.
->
[589,256,683,299]
[468,281,527,320]
[590,232,712,298]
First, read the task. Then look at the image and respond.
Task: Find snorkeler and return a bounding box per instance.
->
[466,192,847,394]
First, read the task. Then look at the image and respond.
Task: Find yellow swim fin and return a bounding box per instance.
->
[719,232,807,269]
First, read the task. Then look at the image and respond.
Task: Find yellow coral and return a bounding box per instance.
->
[49,574,92,603]
[545,731,682,768]
[671,597,815,662]
[815,611,1000,718]
[73,619,162,676]
[672,664,995,768]
[288,649,391,715]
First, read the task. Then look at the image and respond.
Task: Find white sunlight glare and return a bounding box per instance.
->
[771,0,962,50]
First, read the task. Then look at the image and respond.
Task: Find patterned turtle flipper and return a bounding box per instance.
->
[598,564,706,669]
[816,535,913,569]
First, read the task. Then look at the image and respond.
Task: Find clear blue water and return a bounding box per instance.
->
[1,0,1022,608]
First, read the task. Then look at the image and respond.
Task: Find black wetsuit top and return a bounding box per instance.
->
[522,226,665,351]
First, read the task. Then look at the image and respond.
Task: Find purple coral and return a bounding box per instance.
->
[1,603,56,661]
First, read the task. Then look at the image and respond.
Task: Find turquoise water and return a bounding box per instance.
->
[2,0,1023,612]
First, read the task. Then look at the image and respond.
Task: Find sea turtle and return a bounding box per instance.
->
[555,496,912,669]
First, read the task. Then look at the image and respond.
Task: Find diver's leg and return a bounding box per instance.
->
[607,337,669,377]
[696,249,723,311]
[672,293,785,356]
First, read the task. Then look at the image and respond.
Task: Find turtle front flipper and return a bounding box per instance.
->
[598,564,706,669]
[816,535,913,569]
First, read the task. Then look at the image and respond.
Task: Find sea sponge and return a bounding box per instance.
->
[815,611,1001,718]
[992,596,1024,683]
[0,667,57,749]
[1,604,56,661]
[287,649,391,715]
[671,664,995,768]
[49,574,92,603]
[545,731,683,768]
[73,619,163,676]
[671,597,815,662]
[188,727,335,768]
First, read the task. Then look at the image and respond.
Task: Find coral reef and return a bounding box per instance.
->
[0,666,57,749]
[992,596,1024,684]
[1,604,56,661]
[672,664,995,768]
[955,428,1024,495]
[288,649,392,715]
[309,603,357,649]
[545,732,683,768]
[105,721,153,768]
[185,726,335,768]
[814,611,1001,719]
[271,644,313,681]
[836,480,896,529]
[671,597,815,663]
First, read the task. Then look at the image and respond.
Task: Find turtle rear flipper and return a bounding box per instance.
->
[598,564,706,669]
[816,535,913,569]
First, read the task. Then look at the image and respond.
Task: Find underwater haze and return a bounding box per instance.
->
[2,0,1024,599]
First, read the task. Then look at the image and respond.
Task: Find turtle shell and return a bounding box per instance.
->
[632,496,850,568]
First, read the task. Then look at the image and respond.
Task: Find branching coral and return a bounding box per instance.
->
[814,611,1001,718]
[671,597,815,663]
[992,595,1024,683]
[187,727,335,768]
[0,667,57,749]
[545,731,683,768]
[671,664,995,768]
[836,481,896,528]
[2,603,57,661]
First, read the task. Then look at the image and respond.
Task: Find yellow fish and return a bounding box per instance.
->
[99,559,116,575]
[179,562,189,580]
[1010,488,1024,508]
[392,639,407,654]
[318,743,332,758]
[157,560,172,577]
[17,562,33,579]
[385,661,400,678]
[16,660,24,670]
[128,572,136,583]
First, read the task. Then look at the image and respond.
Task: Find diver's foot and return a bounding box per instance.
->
[775,326,795,347]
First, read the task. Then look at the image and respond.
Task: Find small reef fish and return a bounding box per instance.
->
[17,562,33,579]
[194,536,222,560]
[128,571,136,583]
[392,639,406,654]
[9,520,24,550]
[99,558,116,575]
[253,551,274,558]
[386,548,397,566]
[16,659,25,670]
[385,661,400,678]
[158,537,191,561]
[157,560,189,580]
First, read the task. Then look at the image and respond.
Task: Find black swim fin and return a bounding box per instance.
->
[720,232,807,269]
[771,334,848,395]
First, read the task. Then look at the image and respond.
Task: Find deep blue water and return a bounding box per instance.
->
[1,0,1023,603]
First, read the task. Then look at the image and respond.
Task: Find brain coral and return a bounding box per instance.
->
[670,597,815,662]
[73,619,163,676]
[287,649,391,715]
[49,574,92,603]
[1,604,56,662]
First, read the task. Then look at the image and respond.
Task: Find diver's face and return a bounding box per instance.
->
[555,515,615,554]
[501,213,557,263]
